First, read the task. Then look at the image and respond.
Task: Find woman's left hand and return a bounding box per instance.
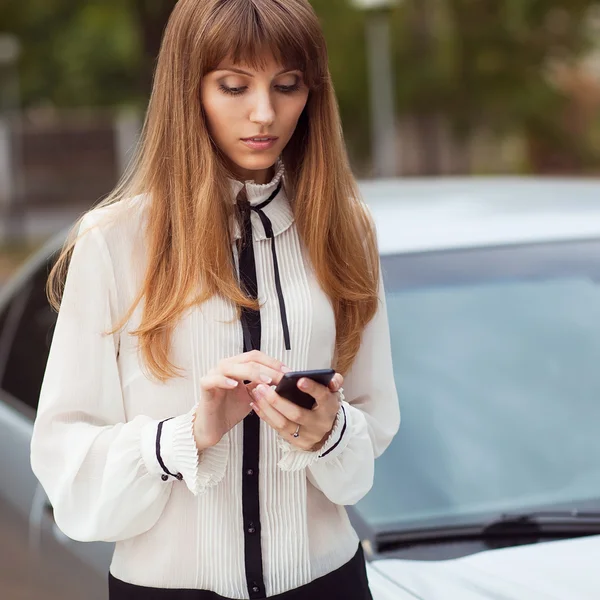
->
[250,373,344,451]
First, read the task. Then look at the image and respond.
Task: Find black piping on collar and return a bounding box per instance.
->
[240,181,291,351]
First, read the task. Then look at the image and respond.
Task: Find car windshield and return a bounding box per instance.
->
[355,239,600,533]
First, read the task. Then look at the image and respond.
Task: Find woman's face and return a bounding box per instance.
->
[201,54,309,184]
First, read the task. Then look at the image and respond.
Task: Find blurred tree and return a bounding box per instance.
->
[131,0,178,94]
[392,0,598,173]
[0,0,175,108]
[310,0,370,166]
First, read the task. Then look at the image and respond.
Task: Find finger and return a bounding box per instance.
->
[328,373,344,392]
[252,387,323,450]
[238,350,291,374]
[200,374,240,391]
[251,387,291,434]
[260,386,308,426]
[252,400,301,444]
[245,381,260,394]
[296,378,330,407]
[219,362,284,386]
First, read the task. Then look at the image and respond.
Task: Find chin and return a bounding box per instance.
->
[234,154,280,172]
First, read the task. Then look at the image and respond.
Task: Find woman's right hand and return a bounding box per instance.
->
[193,350,289,451]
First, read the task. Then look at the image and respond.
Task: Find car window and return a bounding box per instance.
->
[356,240,600,531]
[1,262,57,412]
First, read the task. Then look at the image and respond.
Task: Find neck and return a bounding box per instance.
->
[230,163,276,186]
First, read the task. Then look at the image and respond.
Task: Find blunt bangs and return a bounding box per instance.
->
[198,0,326,88]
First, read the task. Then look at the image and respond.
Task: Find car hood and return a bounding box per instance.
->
[370,534,600,599]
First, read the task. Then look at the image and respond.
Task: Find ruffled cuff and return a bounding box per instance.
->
[140,406,229,496]
[277,402,350,472]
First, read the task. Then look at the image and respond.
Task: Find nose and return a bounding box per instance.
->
[249,89,275,128]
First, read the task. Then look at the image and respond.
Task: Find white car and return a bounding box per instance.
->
[359,177,600,599]
[1,177,600,599]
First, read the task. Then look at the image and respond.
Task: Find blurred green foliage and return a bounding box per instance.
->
[1,0,598,171]
[0,0,175,107]
[390,1,600,171]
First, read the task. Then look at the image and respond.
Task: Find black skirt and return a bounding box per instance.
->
[108,543,373,600]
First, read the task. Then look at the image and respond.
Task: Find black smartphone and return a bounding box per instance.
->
[274,368,335,410]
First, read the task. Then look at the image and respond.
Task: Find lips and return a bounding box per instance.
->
[241,136,279,151]
[241,136,278,142]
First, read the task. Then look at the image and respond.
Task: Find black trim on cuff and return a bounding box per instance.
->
[156,418,183,481]
[319,405,347,459]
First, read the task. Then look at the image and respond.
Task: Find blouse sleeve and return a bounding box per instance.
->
[277,263,400,506]
[30,213,228,544]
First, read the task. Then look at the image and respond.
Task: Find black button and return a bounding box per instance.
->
[246,469,254,476]
[176,473,183,481]
[247,526,256,534]
[161,474,168,481]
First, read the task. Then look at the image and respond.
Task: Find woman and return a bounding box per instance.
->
[30,1,400,598]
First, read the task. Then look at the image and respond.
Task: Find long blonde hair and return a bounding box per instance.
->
[47,0,380,382]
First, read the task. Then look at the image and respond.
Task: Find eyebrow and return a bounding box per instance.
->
[214,67,299,77]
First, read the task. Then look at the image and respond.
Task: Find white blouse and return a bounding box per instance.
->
[30,165,400,598]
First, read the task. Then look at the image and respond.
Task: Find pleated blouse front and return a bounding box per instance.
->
[30,167,400,598]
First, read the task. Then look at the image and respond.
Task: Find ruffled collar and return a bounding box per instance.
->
[228,159,285,206]
[228,160,293,241]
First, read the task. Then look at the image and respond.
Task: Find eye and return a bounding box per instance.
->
[275,83,301,94]
[219,84,247,96]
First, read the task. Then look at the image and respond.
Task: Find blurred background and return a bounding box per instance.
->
[2,1,600,598]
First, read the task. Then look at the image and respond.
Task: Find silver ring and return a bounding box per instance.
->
[292,424,300,438]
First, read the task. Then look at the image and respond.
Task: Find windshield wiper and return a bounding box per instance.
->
[375,510,600,552]
[482,510,600,537]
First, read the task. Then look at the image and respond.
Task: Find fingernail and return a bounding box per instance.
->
[281,365,292,373]
[226,378,238,387]
[260,373,272,383]
[255,385,266,397]
[298,378,309,389]
[250,402,259,413]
